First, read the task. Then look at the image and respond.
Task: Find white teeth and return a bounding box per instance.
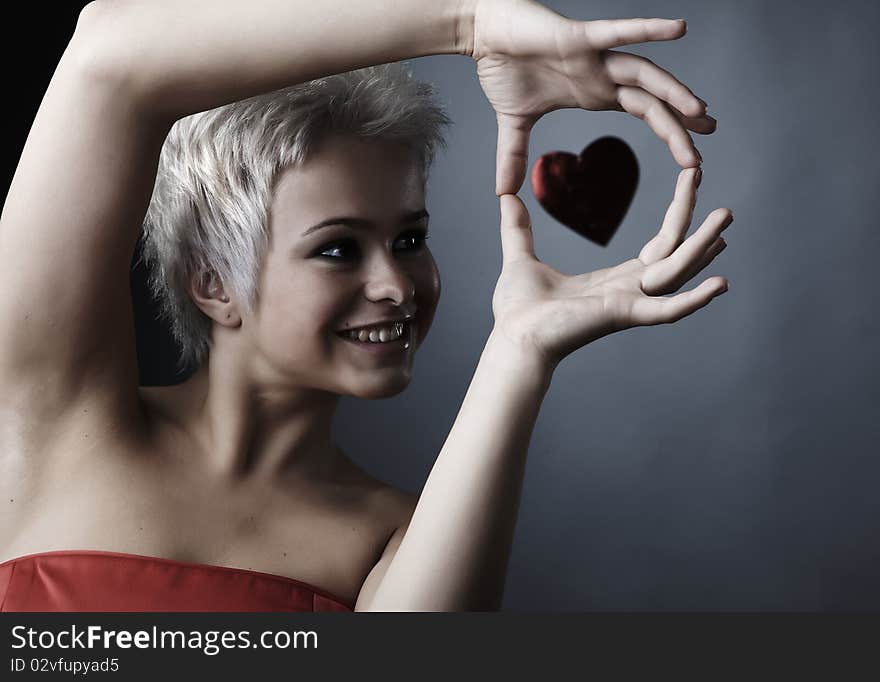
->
[344,321,406,344]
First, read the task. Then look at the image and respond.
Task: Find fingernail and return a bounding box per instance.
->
[695,167,703,187]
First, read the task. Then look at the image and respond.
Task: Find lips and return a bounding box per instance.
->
[336,314,415,335]
[337,318,413,336]
[336,319,417,353]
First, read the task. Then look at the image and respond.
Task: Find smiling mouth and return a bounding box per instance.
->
[335,320,415,347]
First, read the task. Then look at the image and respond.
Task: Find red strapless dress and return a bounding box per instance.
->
[0,550,353,612]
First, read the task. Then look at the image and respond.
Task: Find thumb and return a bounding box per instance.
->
[496,112,537,196]
[499,194,535,265]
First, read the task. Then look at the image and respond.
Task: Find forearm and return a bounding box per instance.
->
[83,0,476,120]
[367,329,554,611]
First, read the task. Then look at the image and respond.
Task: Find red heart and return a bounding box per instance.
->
[530,137,639,246]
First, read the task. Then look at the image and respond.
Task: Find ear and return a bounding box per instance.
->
[189,268,241,327]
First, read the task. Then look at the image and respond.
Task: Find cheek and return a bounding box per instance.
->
[412,256,441,345]
[256,278,340,355]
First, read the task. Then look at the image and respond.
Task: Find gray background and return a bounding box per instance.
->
[335,0,880,611]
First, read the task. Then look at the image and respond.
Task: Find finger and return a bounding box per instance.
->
[587,18,687,51]
[496,112,537,196]
[675,109,717,135]
[642,208,733,294]
[638,167,701,264]
[498,193,536,265]
[604,51,705,119]
[663,236,727,295]
[678,236,727,288]
[631,276,728,326]
[617,86,701,167]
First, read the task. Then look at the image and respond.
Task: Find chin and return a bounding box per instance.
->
[349,373,412,400]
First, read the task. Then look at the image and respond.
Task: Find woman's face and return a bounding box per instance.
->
[244,134,441,399]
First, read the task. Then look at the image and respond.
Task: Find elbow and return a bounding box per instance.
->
[66,2,144,92]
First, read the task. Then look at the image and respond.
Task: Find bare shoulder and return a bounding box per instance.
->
[334,454,419,534]
[373,484,419,532]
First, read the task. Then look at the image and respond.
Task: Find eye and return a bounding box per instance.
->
[393,228,430,253]
[315,229,429,261]
[317,239,359,260]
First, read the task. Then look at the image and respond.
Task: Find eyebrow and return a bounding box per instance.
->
[301,209,430,236]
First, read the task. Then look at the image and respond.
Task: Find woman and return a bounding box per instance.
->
[0,0,729,611]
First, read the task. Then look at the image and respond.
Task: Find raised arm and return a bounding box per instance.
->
[361,169,732,611]
[358,331,551,611]
[0,0,474,427]
[89,0,474,123]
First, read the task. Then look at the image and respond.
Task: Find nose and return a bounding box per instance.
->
[363,252,416,305]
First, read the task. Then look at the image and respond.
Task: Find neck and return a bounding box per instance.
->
[182,354,342,483]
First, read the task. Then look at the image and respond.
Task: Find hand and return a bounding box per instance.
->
[491,167,732,369]
[468,0,717,195]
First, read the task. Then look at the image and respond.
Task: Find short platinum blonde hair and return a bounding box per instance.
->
[140,62,452,375]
